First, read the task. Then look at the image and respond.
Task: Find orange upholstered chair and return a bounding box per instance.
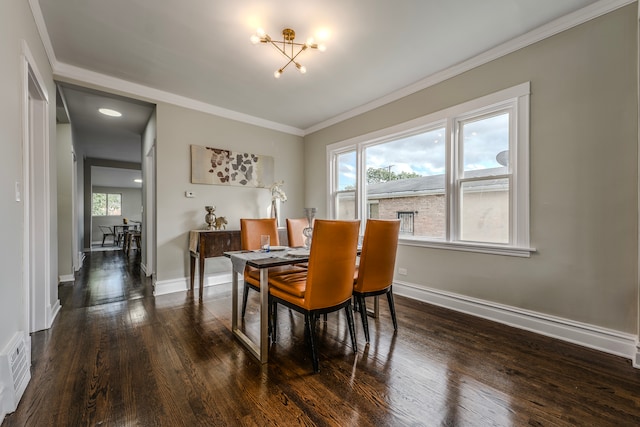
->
[240,218,304,317]
[353,219,400,342]
[286,218,309,247]
[268,219,360,373]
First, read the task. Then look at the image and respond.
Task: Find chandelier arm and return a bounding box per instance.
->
[279,57,295,72]
[268,40,294,61]
[289,46,307,62]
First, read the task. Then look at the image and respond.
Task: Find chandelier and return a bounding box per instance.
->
[250,28,326,78]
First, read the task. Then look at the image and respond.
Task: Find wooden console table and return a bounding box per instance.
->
[188,228,289,300]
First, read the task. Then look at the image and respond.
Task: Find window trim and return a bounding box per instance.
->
[327,82,534,257]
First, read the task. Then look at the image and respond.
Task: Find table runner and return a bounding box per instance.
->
[230,251,283,274]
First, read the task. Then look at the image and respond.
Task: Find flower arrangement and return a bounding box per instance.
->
[270,180,287,202]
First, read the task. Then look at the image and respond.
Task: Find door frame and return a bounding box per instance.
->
[21,40,52,333]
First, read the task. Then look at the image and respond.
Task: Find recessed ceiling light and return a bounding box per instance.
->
[98,108,122,117]
[134,179,143,183]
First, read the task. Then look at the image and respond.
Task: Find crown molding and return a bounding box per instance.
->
[304,0,636,135]
[28,0,57,69]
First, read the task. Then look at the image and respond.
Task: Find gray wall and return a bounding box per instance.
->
[141,109,157,276]
[304,5,638,333]
[56,124,74,280]
[0,0,56,375]
[155,103,304,283]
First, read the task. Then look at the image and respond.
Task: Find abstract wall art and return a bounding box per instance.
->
[190,145,274,188]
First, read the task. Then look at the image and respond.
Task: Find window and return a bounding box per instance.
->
[397,212,415,235]
[92,192,122,216]
[332,150,357,220]
[328,83,531,256]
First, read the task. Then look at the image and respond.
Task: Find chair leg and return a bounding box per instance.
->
[358,296,370,343]
[387,289,398,331]
[241,284,250,318]
[305,313,319,373]
[102,235,106,246]
[345,301,357,353]
[270,297,277,343]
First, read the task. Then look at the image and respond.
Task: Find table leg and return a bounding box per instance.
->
[231,269,238,331]
[366,295,380,318]
[198,253,205,300]
[231,266,263,362]
[259,268,269,363]
[189,253,196,293]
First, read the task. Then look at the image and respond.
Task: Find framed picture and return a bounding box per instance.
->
[190,144,274,188]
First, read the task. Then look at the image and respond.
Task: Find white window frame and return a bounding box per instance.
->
[327,82,534,257]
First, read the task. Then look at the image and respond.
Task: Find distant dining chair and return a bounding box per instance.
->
[98,225,116,246]
[240,218,305,318]
[124,230,142,255]
[269,219,360,373]
[286,218,309,248]
[353,219,401,342]
[286,218,311,269]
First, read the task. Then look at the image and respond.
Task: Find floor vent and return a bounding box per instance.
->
[8,338,28,401]
[0,333,30,413]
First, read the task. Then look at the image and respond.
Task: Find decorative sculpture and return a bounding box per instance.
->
[214,216,227,230]
[204,206,216,230]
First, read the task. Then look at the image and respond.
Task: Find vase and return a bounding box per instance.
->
[271,199,279,227]
[302,207,316,249]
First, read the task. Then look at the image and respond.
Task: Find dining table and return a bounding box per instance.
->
[224,248,310,363]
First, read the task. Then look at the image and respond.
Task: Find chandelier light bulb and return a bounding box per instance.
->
[274,69,282,78]
[250,34,260,44]
[296,63,307,74]
[256,28,266,37]
[317,44,326,52]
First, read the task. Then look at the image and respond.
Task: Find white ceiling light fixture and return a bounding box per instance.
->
[134,179,143,183]
[250,28,326,78]
[98,108,122,117]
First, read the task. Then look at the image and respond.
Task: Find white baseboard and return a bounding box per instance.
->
[58,274,74,283]
[151,274,639,365]
[140,262,148,277]
[154,273,234,297]
[48,299,61,328]
[75,251,84,271]
[0,385,8,425]
[394,280,638,364]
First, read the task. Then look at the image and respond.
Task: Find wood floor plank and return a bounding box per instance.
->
[3,250,640,426]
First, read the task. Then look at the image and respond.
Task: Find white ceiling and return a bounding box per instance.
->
[35,0,607,161]
[92,167,142,189]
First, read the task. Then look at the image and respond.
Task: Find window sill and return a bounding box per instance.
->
[398,237,536,258]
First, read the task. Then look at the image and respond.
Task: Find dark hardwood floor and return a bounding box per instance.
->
[3,250,640,426]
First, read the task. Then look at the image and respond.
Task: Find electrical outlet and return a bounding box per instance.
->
[185,191,194,198]
[398,267,407,276]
